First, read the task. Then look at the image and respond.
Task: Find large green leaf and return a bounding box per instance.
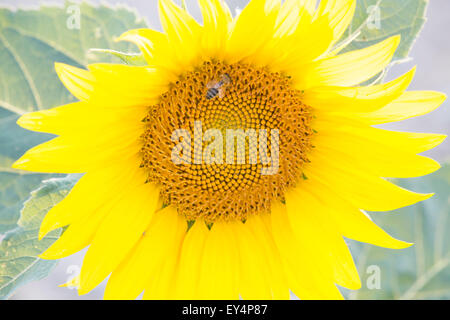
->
[0,2,147,298]
[340,0,428,66]
[0,3,147,234]
[346,165,450,300]
[0,175,79,300]
[0,171,51,234]
[0,107,56,234]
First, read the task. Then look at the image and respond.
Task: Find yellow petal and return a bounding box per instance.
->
[304,68,415,113]
[254,1,333,70]
[12,130,141,173]
[55,63,167,107]
[115,28,158,63]
[16,102,144,136]
[355,91,447,124]
[173,220,209,299]
[315,0,357,48]
[199,0,233,60]
[196,221,240,300]
[295,36,400,89]
[275,0,316,37]
[233,220,273,299]
[105,206,186,300]
[313,118,447,155]
[269,13,334,72]
[87,63,169,105]
[55,63,95,101]
[245,215,290,299]
[159,0,200,42]
[305,151,433,212]
[158,0,201,70]
[116,28,179,80]
[40,202,112,260]
[285,188,361,290]
[313,132,441,178]
[141,211,187,300]
[59,275,80,290]
[270,202,344,299]
[301,180,412,249]
[300,0,318,15]
[225,0,279,64]
[38,159,144,240]
[78,183,159,295]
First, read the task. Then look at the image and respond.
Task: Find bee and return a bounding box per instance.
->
[206,74,232,100]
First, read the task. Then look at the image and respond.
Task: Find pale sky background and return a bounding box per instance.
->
[2,0,449,299]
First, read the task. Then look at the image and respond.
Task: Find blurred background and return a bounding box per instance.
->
[0,0,448,299]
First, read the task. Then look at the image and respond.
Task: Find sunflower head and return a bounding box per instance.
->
[141,60,314,222]
[13,0,446,300]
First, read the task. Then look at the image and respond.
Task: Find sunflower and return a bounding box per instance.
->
[13,0,446,300]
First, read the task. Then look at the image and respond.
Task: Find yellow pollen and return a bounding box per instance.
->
[140,61,314,222]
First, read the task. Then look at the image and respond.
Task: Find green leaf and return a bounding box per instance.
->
[0,175,79,300]
[346,165,450,300]
[0,107,57,234]
[89,48,147,66]
[0,3,147,233]
[0,172,51,234]
[340,0,427,68]
[0,3,148,297]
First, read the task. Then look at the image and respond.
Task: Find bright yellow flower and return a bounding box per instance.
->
[13,0,446,299]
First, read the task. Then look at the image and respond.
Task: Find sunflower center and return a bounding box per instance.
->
[140,61,314,222]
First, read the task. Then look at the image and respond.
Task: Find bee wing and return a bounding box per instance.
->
[222,74,232,84]
[206,80,219,89]
[218,88,226,99]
